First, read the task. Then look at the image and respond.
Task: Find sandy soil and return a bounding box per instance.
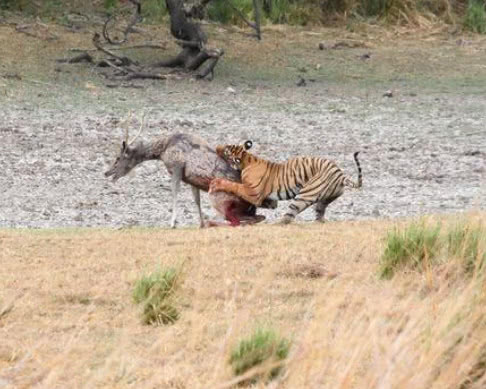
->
[0,23,485,228]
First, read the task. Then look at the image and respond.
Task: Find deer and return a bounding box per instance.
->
[104,116,277,228]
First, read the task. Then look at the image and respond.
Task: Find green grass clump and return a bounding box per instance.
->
[208,0,254,25]
[229,327,290,382]
[447,222,486,275]
[379,221,441,279]
[133,267,180,325]
[464,0,486,34]
[140,0,167,23]
[103,0,118,10]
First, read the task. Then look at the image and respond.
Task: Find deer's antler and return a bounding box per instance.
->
[121,111,133,144]
[128,111,146,146]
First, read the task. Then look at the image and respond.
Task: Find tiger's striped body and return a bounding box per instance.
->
[210,142,362,224]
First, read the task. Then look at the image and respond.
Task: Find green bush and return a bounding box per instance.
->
[133,267,180,325]
[379,219,486,280]
[229,327,290,382]
[447,222,486,275]
[104,0,118,11]
[379,221,441,279]
[464,0,486,34]
[141,0,167,23]
[208,0,254,25]
[359,0,389,17]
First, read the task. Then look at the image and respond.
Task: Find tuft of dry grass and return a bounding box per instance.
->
[0,212,485,387]
[132,267,181,325]
[379,218,486,280]
[228,326,290,383]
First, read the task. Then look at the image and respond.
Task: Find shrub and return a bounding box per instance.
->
[103,0,118,10]
[447,222,486,275]
[133,267,180,325]
[229,327,290,382]
[464,0,486,34]
[208,0,254,25]
[379,221,441,279]
[141,0,167,23]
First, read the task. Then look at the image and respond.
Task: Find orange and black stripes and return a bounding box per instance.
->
[214,142,362,223]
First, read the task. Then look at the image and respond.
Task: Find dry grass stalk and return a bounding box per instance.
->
[0,213,485,387]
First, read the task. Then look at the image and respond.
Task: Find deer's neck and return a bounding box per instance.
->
[137,138,169,161]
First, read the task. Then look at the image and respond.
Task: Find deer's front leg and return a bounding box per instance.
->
[209,179,262,206]
[170,166,183,229]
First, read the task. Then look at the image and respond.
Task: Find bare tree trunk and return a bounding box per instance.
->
[229,0,262,40]
[253,0,262,40]
[64,0,224,80]
[152,0,224,78]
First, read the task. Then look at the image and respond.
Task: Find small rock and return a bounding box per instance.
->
[226,87,236,94]
[389,146,405,152]
[464,150,481,156]
[316,64,321,70]
[372,207,380,217]
[359,53,371,60]
[296,77,306,87]
[383,90,393,98]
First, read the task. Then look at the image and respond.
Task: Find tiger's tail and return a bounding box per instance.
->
[344,151,362,189]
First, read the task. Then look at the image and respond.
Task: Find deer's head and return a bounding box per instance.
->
[104,113,145,182]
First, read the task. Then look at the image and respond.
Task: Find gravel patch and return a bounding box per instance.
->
[0,80,484,228]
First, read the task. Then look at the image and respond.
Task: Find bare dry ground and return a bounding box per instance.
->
[0,20,485,228]
[0,14,486,389]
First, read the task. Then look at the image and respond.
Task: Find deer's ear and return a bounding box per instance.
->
[122,141,127,150]
[244,140,253,150]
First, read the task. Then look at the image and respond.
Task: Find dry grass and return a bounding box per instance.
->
[1,212,485,388]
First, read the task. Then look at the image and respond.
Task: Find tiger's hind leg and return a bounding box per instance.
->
[278,174,324,224]
[314,195,340,223]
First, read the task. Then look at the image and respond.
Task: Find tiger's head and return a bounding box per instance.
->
[216,140,253,171]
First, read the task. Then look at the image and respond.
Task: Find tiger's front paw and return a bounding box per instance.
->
[209,178,225,194]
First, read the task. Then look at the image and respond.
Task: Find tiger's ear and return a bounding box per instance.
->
[244,140,253,150]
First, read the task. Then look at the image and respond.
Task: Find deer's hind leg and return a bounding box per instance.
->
[191,186,206,228]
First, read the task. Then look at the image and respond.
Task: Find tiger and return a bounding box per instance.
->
[209,140,362,224]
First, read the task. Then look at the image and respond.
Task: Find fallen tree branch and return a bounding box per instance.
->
[15,22,58,41]
[92,32,135,66]
[125,72,167,81]
[174,39,203,49]
[102,0,141,45]
[68,42,168,52]
[57,52,94,64]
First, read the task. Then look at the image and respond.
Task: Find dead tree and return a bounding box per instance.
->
[151,0,223,79]
[62,0,264,80]
[104,120,277,228]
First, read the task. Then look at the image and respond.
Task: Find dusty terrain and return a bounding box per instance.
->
[1,16,486,389]
[0,21,485,228]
